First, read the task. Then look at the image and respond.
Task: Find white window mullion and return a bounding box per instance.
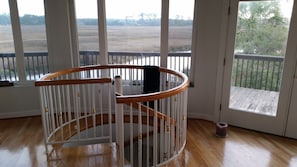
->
[69,0,80,68]
[9,0,26,82]
[160,0,169,68]
[189,0,198,85]
[98,0,108,65]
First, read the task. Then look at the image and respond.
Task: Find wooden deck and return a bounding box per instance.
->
[229,86,279,116]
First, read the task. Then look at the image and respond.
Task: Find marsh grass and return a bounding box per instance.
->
[0,25,192,52]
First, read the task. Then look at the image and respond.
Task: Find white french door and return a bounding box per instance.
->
[220,0,297,136]
[285,66,297,139]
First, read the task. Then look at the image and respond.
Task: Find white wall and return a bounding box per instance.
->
[0,85,40,118]
[187,0,224,121]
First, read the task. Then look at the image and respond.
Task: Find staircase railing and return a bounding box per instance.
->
[35,64,189,166]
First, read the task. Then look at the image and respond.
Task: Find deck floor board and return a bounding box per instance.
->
[229,86,279,116]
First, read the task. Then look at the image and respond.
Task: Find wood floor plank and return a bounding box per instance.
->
[1,116,297,167]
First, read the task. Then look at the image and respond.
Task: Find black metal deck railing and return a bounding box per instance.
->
[0,52,49,81]
[0,51,191,81]
[0,51,284,91]
[232,54,284,91]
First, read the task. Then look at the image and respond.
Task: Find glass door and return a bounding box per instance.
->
[220,0,295,135]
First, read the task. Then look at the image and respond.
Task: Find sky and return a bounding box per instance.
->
[0,0,195,19]
[0,0,45,16]
[0,0,293,19]
[76,0,195,19]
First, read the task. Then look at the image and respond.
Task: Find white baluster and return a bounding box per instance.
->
[108,83,112,143]
[153,100,158,166]
[114,75,124,166]
[130,103,134,167]
[138,103,142,167]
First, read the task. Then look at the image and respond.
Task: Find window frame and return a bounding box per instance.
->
[9,0,26,82]
[3,0,197,84]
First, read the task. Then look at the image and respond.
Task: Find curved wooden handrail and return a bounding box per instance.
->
[116,67,189,103]
[116,80,189,103]
[36,64,145,81]
[35,64,189,107]
[123,101,176,126]
[116,92,176,126]
[35,78,112,86]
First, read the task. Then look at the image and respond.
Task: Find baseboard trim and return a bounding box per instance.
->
[187,112,214,122]
[0,110,41,119]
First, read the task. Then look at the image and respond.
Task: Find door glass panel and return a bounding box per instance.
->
[229,0,293,116]
[0,1,17,81]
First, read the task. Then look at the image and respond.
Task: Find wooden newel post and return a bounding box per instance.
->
[114,75,124,166]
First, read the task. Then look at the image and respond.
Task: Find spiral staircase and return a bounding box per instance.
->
[35,64,189,167]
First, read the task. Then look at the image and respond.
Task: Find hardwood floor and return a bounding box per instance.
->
[1,116,297,167]
[185,119,297,167]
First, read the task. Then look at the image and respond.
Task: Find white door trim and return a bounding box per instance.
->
[283,0,297,138]
[214,0,235,122]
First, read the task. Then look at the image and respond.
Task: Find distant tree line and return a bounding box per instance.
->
[0,14,192,26]
[0,14,11,25]
[0,14,45,25]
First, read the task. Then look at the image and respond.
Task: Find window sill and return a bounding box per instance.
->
[0,81,35,88]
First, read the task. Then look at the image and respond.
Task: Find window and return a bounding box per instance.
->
[75,0,99,66]
[1,0,196,82]
[0,0,48,82]
[168,0,194,76]
[74,0,195,76]
[0,1,17,81]
[106,0,161,65]
[17,0,48,80]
